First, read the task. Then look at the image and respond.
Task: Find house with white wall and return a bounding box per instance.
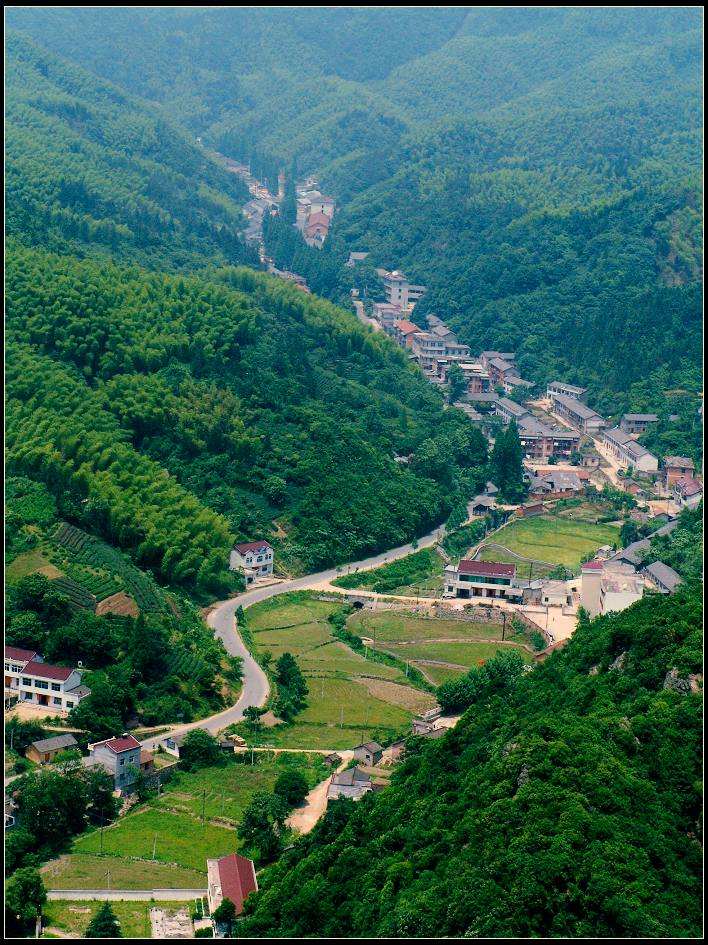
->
[4,647,90,714]
[229,541,274,583]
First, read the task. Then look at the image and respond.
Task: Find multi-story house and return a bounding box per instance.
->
[602,427,659,473]
[4,647,90,713]
[373,302,402,331]
[619,413,659,435]
[550,392,606,434]
[392,319,421,348]
[443,560,524,602]
[87,734,142,790]
[382,270,427,310]
[663,456,696,488]
[546,381,587,402]
[672,477,703,509]
[229,541,274,583]
[207,853,258,916]
[480,351,516,371]
[410,331,447,371]
[487,357,516,388]
[517,415,580,460]
[495,397,529,424]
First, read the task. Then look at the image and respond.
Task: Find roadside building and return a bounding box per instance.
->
[26,733,78,765]
[663,456,696,488]
[643,561,683,594]
[327,766,372,800]
[599,571,644,615]
[601,427,659,473]
[495,397,529,425]
[87,734,142,791]
[529,470,584,499]
[517,415,580,461]
[444,560,523,602]
[229,541,274,583]
[207,853,258,916]
[550,392,606,434]
[382,270,426,310]
[619,413,659,435]
[547,381,587,402]
[4,647,90,713]
[487,357,516,388]
[480,351,515,371]
[392,319,422,348]
[373,302,403,331]
[672,477,703,509]
[352,741,384,766]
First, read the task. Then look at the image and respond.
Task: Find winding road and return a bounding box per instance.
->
[140,524,446,750]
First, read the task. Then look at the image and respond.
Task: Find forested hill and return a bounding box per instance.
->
[7,7,702,409]
[239,585,703,938]
[5,31,257,271]
[6,245,487,590]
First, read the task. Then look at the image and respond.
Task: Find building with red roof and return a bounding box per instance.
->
[88,734,142,791]
[444,559,522,601]
[672,476,703,510]
[207,852,258,915]
[4,647,89,713]
[229,540,274,584]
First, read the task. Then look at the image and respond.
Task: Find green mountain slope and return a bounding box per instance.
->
[239,586,703,937]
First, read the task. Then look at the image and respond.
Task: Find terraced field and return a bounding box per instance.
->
[478,514,620,571]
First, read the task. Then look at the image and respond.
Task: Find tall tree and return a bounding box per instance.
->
[85,902,122,938]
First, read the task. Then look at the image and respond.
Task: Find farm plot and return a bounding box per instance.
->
[40,899,179,938]
[380,640,533,669]
[348,610,506,644]
[42,852,206,892]
[479,514,619,571]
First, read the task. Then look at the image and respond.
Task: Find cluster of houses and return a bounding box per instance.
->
[296,178,335,247]
[4,646,91,715]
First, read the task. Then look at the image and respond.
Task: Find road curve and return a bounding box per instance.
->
[141,522,445,750]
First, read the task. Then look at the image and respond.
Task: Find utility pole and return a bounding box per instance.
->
[502,611,507,641]
[106,870,111,891]
[202,790,206,824]
[340,706,344,728]
[152,834,157,861]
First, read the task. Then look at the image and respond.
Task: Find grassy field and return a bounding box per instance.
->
[69,755,324,875]
[348,611,507,644]
[42,852,206,890]
[480,514,619,570]
[5,548,63,582]
[419,664,469,686]
[41,899,189,938]
[331,548,444,596]
[244,594,434,748]
[378,640,533,669]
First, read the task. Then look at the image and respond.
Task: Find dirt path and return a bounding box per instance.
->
[286,752,353,835]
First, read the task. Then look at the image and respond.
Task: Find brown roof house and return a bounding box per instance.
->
[229,540,273,584]
[87,734,142,791]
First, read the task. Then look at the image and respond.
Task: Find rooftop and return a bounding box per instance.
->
[551,392,604,420]
[355,741,384,753]
[92,734,141,754]
[458,559,516,578]
[663,456,695,468]
[331,767,371,786]
[22,660,74,682]
[30,734,78,754]
[5,646,38,663]
[212,853,258,915]
[674,477,702,497]
[393,319,421,335]
[497,397,528,418]
[234,540,272,555]
[643,561,683,591]
[623,413,659,422]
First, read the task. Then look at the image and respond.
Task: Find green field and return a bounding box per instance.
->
[348,611,506,644]
[378,640,533,669]
[41,898,190,938]
[331,548,444,596]
[480,514,619,570]
[418,664,469,686]
[42,852,206,890]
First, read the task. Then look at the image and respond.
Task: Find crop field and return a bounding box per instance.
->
[480,514,619,570]
[348,611,507,644]
[331,548,444,596]
[41,852,206,891]
[419,664,469,686]
[5,548,63,582]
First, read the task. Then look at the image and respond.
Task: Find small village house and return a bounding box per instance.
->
[229,541,274,583]
[444,560,523,602]
[546,381,587,402]
[549,392,606,434]
[642,561,683,594]
[207,852,258,916]
[4,646,90,714]
[672,477,702,509]
[663,456,696,488]
[327,766,372,800]
[619,413,659,435]
[352,741,384,766]
[87,734,142,791]
[25,733,78,765]
[517,415,580,460]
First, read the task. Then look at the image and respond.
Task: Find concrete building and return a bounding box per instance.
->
[672,477,703,509]
[87,734,142,791]
[547,381,587,402]
[480,351,515,371]
[327,766,372,800]
[26,733,78,765]
[550,392,606,434]
[495,397,529,424]
[4,647,90,713]
[382,270,427,310]
[207,853,258,915]
[643,561,683,594]
[373,302,402,331]
[444,559,524,602]
[599,571,644,615]
[601,427,659,473]
[619,413,659,435]
[392,319,422,348]
[229,541,274,583]
[529,470,584,499]
[410,331,447,371]
[517,415,580,460]
[663,457,696,488]
[579,560,605,616]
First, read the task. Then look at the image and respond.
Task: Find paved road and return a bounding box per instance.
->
[141,524,446,750]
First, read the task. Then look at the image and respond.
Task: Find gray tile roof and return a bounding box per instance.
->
[643,561,683,592]
[30,733,78,753]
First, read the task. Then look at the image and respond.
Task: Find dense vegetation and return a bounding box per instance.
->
[239,586,703,937]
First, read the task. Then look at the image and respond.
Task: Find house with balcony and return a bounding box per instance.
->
[495,397,529,424]
[373,302,403,331]
[410,331,447,372]
[619,413,659,435]
[4,646,90,714]
[517,415,580,460]
[550,392,606,434]
[443,560,524,601]
[229,541,274,583]
[602,427,659,473]
[547,381,587,402]
[382,270,426,311]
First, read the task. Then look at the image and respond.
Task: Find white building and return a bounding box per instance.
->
[550,392,606,434]
[672,477,702,509]
[602,427,659,473]
[4,646,90,713]
[547,381,587,402]
[444,560,524,602]
[580,560,644,617]
[382,270,427,311]
[87,734,142,790]
[229,541,274,583]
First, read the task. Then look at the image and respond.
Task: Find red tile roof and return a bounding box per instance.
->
[675,477,702,497]
[216,853,258,914]
[22,660,74,681]
[393,319,420,335]
[458,560,516,578]
[100,735,141,753]
[234,540,272,555]
[581,560,604,571]
[305,211,330,227]
[5,646,38,663]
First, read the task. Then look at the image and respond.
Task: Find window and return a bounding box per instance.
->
[53,697,62,705]
[22,677,31,686]
[34,680,49,689]
[119,758,125,766]
[51,683,61,692]
[66,702,75,709]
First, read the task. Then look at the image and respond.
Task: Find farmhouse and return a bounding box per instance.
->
[480,351,516,371]
[495,397,529,424]
[4,647,90,713]
[517,415,580,460]
[663,456,695,488]
[643,561,683,594]
[619,413,659,434]
[372,302,402,330]
[26,733,78,765]
[444,560,523,601]
[352,741,384,765]
[229,540,274,583]
[580,560,644,617]
[672,477,703,509]
[327,766,372,800]
[550,392,606,434]
[392,319,422,348]
[547,381,587,402]
[529,470,584,499]
[601,427,659,473]
[207,853,258,916]
[87,734,142,791]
